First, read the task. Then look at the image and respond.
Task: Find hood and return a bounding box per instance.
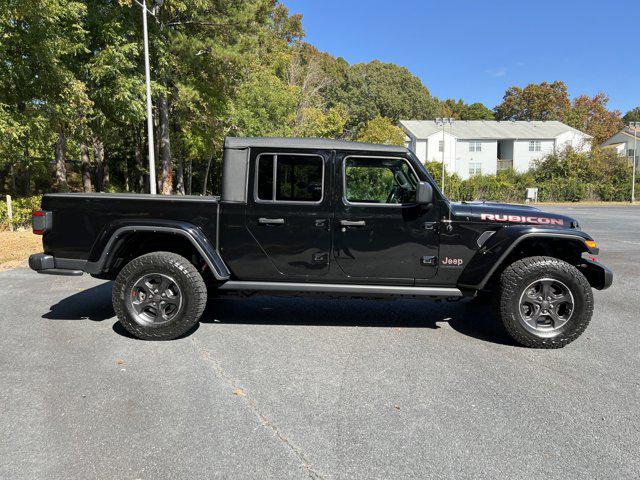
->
[451,201,578,228]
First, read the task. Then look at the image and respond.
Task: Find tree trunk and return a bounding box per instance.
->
[187,157,193,195]
[124,155,130,192]
[134,125,145,193]
[202,154,213,195]
[80,143,93,192]
[22,146,30,195]
[93,138,106,191]
[102,148,109,190]
[9,163,17,195]
[175,150,185,195]
[2,163,14,195]
[18,165,30,196]
[93,146,103,191]
[154,99,160,192]
[158,94,173,195]
[55,128,68,192]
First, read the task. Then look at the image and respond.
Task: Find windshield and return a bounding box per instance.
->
[405,150,450,205]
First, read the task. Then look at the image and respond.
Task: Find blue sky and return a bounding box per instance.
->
[282,0,640,114]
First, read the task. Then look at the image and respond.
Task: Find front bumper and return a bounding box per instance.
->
[578,257,613,290]
[29,253,84,276]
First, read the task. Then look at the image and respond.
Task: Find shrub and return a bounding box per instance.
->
[422,147,635,203]
[0,195,42,230]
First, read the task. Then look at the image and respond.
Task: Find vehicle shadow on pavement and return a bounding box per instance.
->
[40,285,517,346]
[42,282,115,322]
[201,296,518,347]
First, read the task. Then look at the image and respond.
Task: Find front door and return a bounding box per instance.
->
[245,151,332,278]
[333,154,440,284]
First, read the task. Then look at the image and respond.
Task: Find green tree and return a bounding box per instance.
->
[294,105,348,138]
[440,99,494,120]
[340,61,439,131]
[0,0,89,194]
[356,116,405,145]
[623,107,640,124]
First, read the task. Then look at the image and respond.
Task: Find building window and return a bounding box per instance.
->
[438,140,444,152]
[256,153,324,203]
[628,149,635,158]
[469,141,481,152]
[469,162,482,176]
[529,140,541,152]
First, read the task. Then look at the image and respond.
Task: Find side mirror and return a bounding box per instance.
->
[416,181,434,204]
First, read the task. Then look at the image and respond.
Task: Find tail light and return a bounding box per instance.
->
[32,210,52,235]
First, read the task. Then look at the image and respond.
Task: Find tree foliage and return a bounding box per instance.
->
[623,107,640,123]
[494,81,571,121]
[564,93,623,145]
[338,60,439,131]
[356,116,405,145]
[439,99,494,120]
[0,4,630,198]
[494,80,623,145]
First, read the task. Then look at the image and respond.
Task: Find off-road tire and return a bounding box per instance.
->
[112,251,207,340]
[496,256,593,348]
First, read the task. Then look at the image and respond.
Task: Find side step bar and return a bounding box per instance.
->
[218,281,462,297]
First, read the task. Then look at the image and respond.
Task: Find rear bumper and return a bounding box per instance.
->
[29,253,84,276]
[578,257,613,290]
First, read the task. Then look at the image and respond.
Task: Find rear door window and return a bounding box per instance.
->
[256,153,324,203]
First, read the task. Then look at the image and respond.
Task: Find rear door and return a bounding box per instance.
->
[333,154,440,284]
[245,150,332,278]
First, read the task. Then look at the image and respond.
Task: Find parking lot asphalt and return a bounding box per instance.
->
[1,206,639,480]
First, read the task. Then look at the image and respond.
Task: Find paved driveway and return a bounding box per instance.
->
[1,206,638,479]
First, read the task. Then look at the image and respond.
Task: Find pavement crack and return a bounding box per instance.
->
[191,337,327,480]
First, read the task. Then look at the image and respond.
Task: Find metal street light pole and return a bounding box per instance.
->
[631,121,638,204]
[134,0,160,194]
[435,118,454,194]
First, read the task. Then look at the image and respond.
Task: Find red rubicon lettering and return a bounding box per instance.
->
[480,213,563,226]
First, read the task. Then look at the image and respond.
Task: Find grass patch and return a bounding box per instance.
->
[0,230,42,270]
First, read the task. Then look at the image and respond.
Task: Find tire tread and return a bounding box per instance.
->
[112,251,207,340]
[497,256,593,349]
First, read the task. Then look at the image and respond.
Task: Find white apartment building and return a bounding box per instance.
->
[600,125,640,166]
[399,120,591,180]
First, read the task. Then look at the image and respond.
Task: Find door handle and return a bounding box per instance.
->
[340,220,366,227]
[424,221,437,231]
[258,217,285,225]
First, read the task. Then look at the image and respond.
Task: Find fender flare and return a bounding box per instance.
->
[457,227,596,290]
[84,221,230,281]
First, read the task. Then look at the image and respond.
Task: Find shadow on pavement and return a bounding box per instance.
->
[111,320,199,340]
[41,284,517,346]
[42,282,115,321]
[201,296,518,347]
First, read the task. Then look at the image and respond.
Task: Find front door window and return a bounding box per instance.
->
[344,157,417,205]
[334,155,439,282]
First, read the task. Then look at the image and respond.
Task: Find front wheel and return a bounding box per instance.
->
[112,251,207,340]
[496,256,594,348]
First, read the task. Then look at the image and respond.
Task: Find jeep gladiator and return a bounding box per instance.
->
[29,137,613,347]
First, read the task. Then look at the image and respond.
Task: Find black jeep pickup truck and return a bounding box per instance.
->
[29,137,612,348]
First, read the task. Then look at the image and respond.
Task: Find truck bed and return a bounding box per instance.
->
[41,193,219,262]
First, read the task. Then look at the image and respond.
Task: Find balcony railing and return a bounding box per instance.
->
[497,159,513,171]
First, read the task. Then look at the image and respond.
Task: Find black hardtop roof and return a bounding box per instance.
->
[224,136,408,154]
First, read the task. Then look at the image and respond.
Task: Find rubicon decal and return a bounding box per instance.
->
[480,213,564,226]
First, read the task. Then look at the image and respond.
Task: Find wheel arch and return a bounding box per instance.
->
[458,229,596,291]
[85,221,230,281]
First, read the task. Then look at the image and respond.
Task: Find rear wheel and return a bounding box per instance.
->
[112,251,207,340]
[496,256,593,348]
